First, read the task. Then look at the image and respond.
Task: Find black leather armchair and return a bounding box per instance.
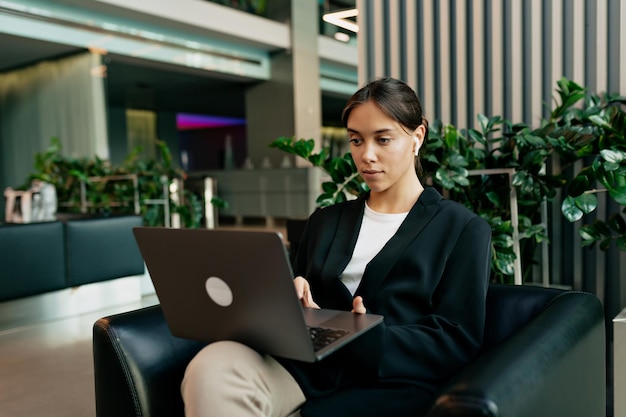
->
[93,284,606,417]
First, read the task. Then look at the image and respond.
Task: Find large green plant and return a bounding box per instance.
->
[28,138,204,228]
[269,78,626,283]
[553,81,626,250]
[29,137,111,210]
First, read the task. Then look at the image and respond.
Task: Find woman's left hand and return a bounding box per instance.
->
[294,276,320,309]
[351,296,366,314]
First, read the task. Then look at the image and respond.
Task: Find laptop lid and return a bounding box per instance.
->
[133,227,383,362]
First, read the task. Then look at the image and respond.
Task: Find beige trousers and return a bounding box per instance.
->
[181,341,306,417]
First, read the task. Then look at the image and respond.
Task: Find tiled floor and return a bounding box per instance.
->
[0,293,159,417]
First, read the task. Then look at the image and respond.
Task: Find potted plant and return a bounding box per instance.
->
[27,138,205,228]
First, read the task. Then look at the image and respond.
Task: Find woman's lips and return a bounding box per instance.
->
[361,169,382,179]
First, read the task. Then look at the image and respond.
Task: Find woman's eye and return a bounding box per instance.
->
[377,137,391,144]
[349,138,362,145]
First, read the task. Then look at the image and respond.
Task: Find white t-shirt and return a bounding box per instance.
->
[340,203,409,295]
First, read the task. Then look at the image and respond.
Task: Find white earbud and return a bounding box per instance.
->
[414,137,421,156]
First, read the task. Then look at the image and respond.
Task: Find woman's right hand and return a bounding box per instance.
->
[293,276,320,309]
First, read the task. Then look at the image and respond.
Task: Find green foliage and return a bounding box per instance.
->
[270,77,626,284]
[28,138,204,228]
[553,81,626,250]
[269,136,368,206]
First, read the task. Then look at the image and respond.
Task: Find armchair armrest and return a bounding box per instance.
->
[93,305,205,417]
[425,291,605,417]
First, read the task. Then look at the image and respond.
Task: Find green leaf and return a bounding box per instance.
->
[335,192,347,204]
[604,162,621,172]
[211,197,228,209]
[321,181,338,194]
[594,220,612,236]
[493,234,514,248]
[521,134,546,147]
[268,136,296,153]
[601,149,626,164]
[569,166,595,197]
[452,175,470,186]
[608,214,626,234]
[494,258,515,276]
[562,196,584,222]
[552,83,586,118]
[424,154,440,164]
[579,225,601,241]
[308,153,325,167]
[493,220,512,234]
[617,236,626,251]
[447,153,469,167]
[600,237,613,251]
[435,168,455,189]
[477,114,489,134]
[69,169,89,181]
[598,169,615,189]
[580,238,596,248]
[289,140,304,157]
[486,191,501,207]
[338,158,353,178]
[609,187,626,205]
[573,193,598,214]
[467,128,486,145]
[512,171,527,187]
[444,125,460,148]
[316,194,335,207]
[589,114,611,129]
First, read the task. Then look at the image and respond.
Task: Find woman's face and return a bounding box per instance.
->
[347,100,423,194]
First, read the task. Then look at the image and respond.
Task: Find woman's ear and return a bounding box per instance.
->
[413,125,426,156]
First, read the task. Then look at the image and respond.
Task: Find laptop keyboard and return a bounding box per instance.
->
[308,326,349,350]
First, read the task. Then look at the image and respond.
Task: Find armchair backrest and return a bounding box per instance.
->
[482,284,563,352]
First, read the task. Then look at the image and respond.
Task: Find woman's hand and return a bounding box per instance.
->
[351,296,366,314]
[294,276,320,309]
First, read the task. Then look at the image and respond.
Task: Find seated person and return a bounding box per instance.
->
[181,77,492,417]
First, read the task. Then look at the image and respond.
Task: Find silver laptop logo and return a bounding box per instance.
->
[205,277,233,307]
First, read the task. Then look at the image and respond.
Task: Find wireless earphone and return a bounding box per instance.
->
[414,137,421,156]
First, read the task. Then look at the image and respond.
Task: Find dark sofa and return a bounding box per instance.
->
[92,283,606,417]
[0,215,145,301]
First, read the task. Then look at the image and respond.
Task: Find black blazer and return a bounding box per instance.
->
[281,187,492,405]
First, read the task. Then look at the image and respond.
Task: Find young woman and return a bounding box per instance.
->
[181,77,492,417]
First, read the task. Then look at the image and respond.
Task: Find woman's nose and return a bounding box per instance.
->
[361,142,376,161]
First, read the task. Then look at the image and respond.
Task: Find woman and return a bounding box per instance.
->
[181,77,492,417]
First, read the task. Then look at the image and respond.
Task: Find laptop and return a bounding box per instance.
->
[133,227,384,363]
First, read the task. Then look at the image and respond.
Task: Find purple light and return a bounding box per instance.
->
[177,113,246,130]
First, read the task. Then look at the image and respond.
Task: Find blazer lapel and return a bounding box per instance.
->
[355,188,443,302]
[320,197,365,285]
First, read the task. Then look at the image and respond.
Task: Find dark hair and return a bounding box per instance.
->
[342,77,429,173]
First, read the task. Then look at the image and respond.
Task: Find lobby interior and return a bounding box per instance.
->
[0,1,358,416]
[0,1,624,416]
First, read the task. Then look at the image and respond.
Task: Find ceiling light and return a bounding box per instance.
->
[323,8,358,33]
